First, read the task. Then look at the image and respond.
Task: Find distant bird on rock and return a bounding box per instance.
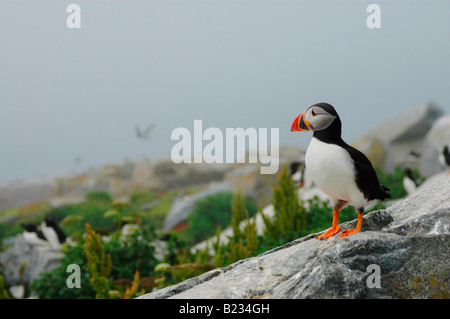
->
[290,161,305,188]
[439,146,450,172]
[408,150,421,161]
[41,215,67,249]
[403,167,419,195]
[21,223,50,247]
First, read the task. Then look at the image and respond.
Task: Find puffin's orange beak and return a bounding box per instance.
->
[291,111,311,132]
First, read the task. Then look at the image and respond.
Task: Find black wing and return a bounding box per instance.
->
[343,143,391,201]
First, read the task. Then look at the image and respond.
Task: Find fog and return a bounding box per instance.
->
[1,1,449,182]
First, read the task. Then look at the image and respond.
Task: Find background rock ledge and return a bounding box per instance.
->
[139,173,450,299]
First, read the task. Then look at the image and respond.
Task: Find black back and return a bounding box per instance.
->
[289,162,302,176]
[312,103,391,202]
[444,146,450,166]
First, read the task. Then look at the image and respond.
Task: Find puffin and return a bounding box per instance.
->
[41,215,67,248]
[21,223,50,247]
[403,167,419,195]
[290,161,306,188]
[291,102,391,239]
[440,146,450,170]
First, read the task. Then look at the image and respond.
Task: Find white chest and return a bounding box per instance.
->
[305,137,365,206]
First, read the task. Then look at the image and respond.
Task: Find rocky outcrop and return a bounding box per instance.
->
[0,177,57,212]
[0,235,63,286]
[163,181,233,232]
[0,147,305,214]
[419,114,450,177]
[139,172,450,299]
[0,159,231,213]
[351,102,444,173]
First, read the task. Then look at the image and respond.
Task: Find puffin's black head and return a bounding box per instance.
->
[44,214,56,226]
[291,103,340,132]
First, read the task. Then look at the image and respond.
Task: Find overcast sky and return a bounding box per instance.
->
[0,1,449,182]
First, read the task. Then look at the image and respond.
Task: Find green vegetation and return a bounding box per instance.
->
[1,164,425,298]
[375,166,424,200]
[200,190,260,267]
[123,270,143,299]
[29,239,96,299]
[0,275,10,299]
[84,223,113,299]
[28,193,163,299]
[184,191,258,244]
[30,222,158,299]
[50,201,115,240]
[85,190,113,203]
[262,166,307,243]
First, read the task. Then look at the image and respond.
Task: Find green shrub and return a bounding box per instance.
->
[85,190,113,203]
[145,191,178,229]
[262,165,306,243]
[129,190,157,205]
[0,275,10,299]
[185,192,258,245]
[106,227,158,280]
[29,241,95,299]
[375,166,424,200]
[44,201,114,239]
[162,231,195,266]
[0,223,23,248]
[211,191,259,266]
[30,224,158,299]
[84,223,113,299]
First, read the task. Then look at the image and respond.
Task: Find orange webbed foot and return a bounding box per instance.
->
[340,212,363,238]
[340,228,360,238]
[316,226,340,240]
[316,209,340,240]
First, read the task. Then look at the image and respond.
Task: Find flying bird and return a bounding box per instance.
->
[135,124,155,140]
[291,102,391,239]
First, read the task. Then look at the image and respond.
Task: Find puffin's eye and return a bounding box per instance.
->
[311,110,317,116]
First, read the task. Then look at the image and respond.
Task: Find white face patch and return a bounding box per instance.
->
[304,107,337,131]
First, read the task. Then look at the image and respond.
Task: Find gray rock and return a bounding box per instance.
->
[419,114,450,177]
[351,102,444,172]
[139,172,450,299]
[0,235,63,286]
[163,181,233,231]
[0,177,57,212]
[0,157,230,213]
